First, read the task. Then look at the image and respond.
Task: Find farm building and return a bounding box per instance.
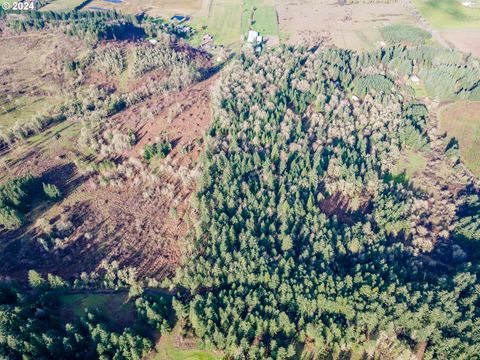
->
[247,30,264,52]
[247,31,263,44]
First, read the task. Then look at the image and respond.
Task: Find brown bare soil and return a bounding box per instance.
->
[123,74,216,160]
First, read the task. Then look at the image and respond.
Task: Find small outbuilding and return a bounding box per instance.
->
[410,75,420,83]
[247,30,259,44]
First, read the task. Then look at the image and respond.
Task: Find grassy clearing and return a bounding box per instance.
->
[397,149,427,178]
[85,0,204,17]
[241,0,278,36]
[59,293,219,359]
[242,5,252,34]
[413,0,480,29]
[252,6,278,36]
[41,0,86,11]
[410,81,428,98]
[205,0,242,46]
[330,28,382,52]
[59,293,135,329]
[393,149,428,181]
[0,97,59,131]
[439,101,480,176]
[153,323,221,360]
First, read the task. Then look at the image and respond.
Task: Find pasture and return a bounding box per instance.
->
[439,101,480,177]
[252,5,278,35]
[84,0,207,17]
[59,293,135,330]
[204,0,243,45]
[41,0,86,11]
[413,0,480,29]
[154,323,222,360]
[61,0,432,51]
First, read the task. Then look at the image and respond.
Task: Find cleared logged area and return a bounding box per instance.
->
[0,34,83,149]
[439,101,480,177]
[0,29,215,280]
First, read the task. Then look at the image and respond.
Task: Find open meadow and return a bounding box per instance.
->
[41,0,86,11]
[439,101,480,177]
[413,0,480,29]
[83,0,209,17]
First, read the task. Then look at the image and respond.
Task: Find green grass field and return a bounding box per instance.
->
[205,1,242,46]
[0,96,59,131]
[413,0,480,29]
[242,0,278,36]
[154,324,222,360]
[439,101,480,176]
[189,0,279,47]
[41,0,86,11]
[252,6,278,36]
[59,293,136,330]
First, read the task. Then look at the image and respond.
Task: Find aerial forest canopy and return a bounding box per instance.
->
[1,6,480,358]
[174,46,480,359]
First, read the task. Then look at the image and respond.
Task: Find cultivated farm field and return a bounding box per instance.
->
[412,0,480,57]
[41,0,87,11]
[275,0,422,50]
[37,0,480,55]
[413,0,480,29]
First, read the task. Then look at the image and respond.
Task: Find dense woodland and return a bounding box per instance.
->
[174,46,480,359]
